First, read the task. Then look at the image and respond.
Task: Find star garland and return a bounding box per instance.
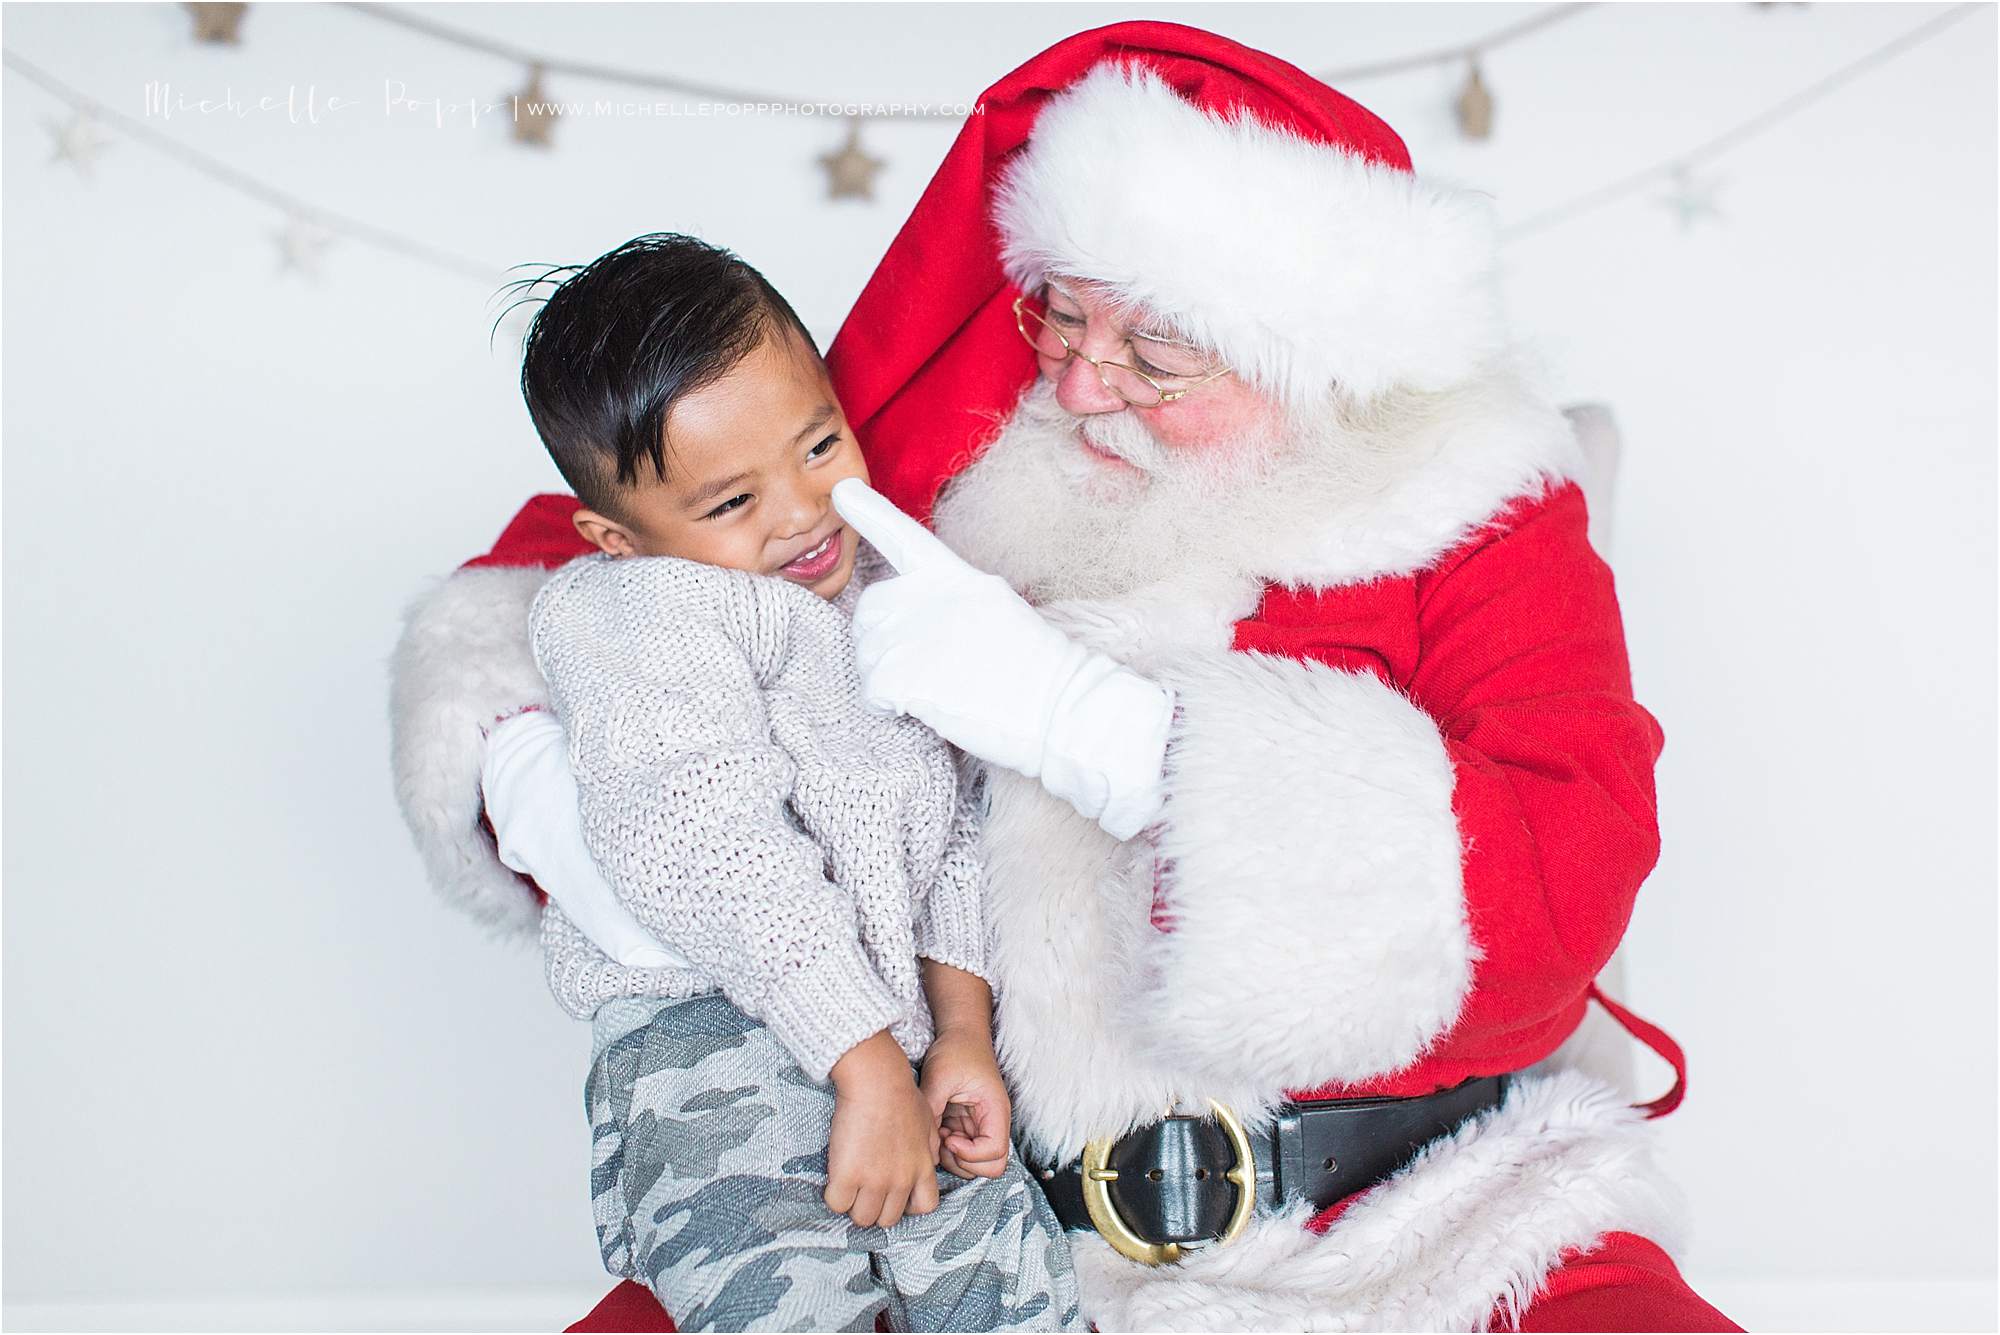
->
[338,1,1601,197]
[3,3,1982,291]
[3,50,504,286]
[1502,3,1979,241]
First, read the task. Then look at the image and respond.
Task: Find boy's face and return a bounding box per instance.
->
[572,323,869,599]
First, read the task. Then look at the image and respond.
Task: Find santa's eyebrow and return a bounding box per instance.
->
[1045,279,1201,351]
[1129,323,1201,349]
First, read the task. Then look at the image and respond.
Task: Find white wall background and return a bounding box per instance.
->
[3,3,1994,1330]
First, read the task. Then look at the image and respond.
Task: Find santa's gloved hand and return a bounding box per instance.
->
[831,478,1173,841]
[480,709,689,971]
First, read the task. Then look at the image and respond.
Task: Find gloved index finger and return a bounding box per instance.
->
[831,477,963,576]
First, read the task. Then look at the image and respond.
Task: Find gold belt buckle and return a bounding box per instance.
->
[1079,1098,1257,1266]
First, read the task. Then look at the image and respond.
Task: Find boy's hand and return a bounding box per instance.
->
[920,1028,1013,1179]
[826,1031,941,1229]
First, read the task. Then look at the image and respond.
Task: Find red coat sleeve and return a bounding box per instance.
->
[1405,481,1665,1075]
[1139,481,1662,1098]
[461,493,593,571]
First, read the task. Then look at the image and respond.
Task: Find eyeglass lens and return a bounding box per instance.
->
[1018,298,1171,407]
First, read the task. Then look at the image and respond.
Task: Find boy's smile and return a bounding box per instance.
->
[777,529,846,584]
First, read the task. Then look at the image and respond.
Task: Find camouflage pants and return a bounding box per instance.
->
[588,994,1084,1333]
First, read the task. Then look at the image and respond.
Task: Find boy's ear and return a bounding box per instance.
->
[572,508,638,556]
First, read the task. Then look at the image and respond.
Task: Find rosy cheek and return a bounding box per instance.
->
[1149,398,1232,451]
[1152,384,1281,454]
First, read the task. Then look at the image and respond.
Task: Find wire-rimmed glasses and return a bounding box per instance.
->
[1012,290,1231,408]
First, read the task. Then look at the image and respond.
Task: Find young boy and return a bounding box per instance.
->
[513,234,1082,1333]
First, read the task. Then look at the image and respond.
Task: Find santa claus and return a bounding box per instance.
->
[391,22,1739,1333]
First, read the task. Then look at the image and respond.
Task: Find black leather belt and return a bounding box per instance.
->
[1032,1075,1509,1263]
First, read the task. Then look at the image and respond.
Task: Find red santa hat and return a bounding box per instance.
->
[826,20,1508,522]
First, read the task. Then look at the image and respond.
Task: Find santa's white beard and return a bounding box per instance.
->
[932,377,1405,603]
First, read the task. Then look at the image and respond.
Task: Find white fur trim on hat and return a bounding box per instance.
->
[389,564,552,940]
[992,61,1510,406]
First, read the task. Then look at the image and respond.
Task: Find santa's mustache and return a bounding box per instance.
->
[1013,376,1284,484]
[1075,411,1170,473]
[933,379,1290,602]
[1010,379,1193,478]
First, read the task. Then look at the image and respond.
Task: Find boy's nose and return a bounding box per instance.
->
[775,490,825,539]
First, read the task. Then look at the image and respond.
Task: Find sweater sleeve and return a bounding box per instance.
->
[913,781,991,984]
[532,557,904,1082]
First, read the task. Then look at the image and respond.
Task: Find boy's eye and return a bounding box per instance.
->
[807,433,840,460]
[705,494,750,518]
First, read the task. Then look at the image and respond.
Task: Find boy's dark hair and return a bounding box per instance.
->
[515,233,819,515]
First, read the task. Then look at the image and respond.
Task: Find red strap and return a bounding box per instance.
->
[1588,982,1686,1118]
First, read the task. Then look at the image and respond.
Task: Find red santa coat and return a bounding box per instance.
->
[411,460,1716,1332]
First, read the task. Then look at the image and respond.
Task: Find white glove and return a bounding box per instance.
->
[831,478,1174,841]
[480,710,690,971]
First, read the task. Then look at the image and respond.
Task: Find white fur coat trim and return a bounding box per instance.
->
[1143,644,1475,1092]
[1226,374,1586,590]
[1070,1068,1689,1332]
[992,61,1510,406]
[389,565,552,939]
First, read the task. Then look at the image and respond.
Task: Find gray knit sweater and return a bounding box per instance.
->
[528,543,988,1082]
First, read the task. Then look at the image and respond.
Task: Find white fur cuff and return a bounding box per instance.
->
[1145,649,1473,1090]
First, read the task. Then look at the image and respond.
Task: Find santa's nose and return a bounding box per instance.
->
[1053,353,1126,416]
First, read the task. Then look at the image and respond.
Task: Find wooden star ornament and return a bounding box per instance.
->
[510,65,559,148]
[819,121,884,202]
[1455,60,1494,141]
[186,3,247,44]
